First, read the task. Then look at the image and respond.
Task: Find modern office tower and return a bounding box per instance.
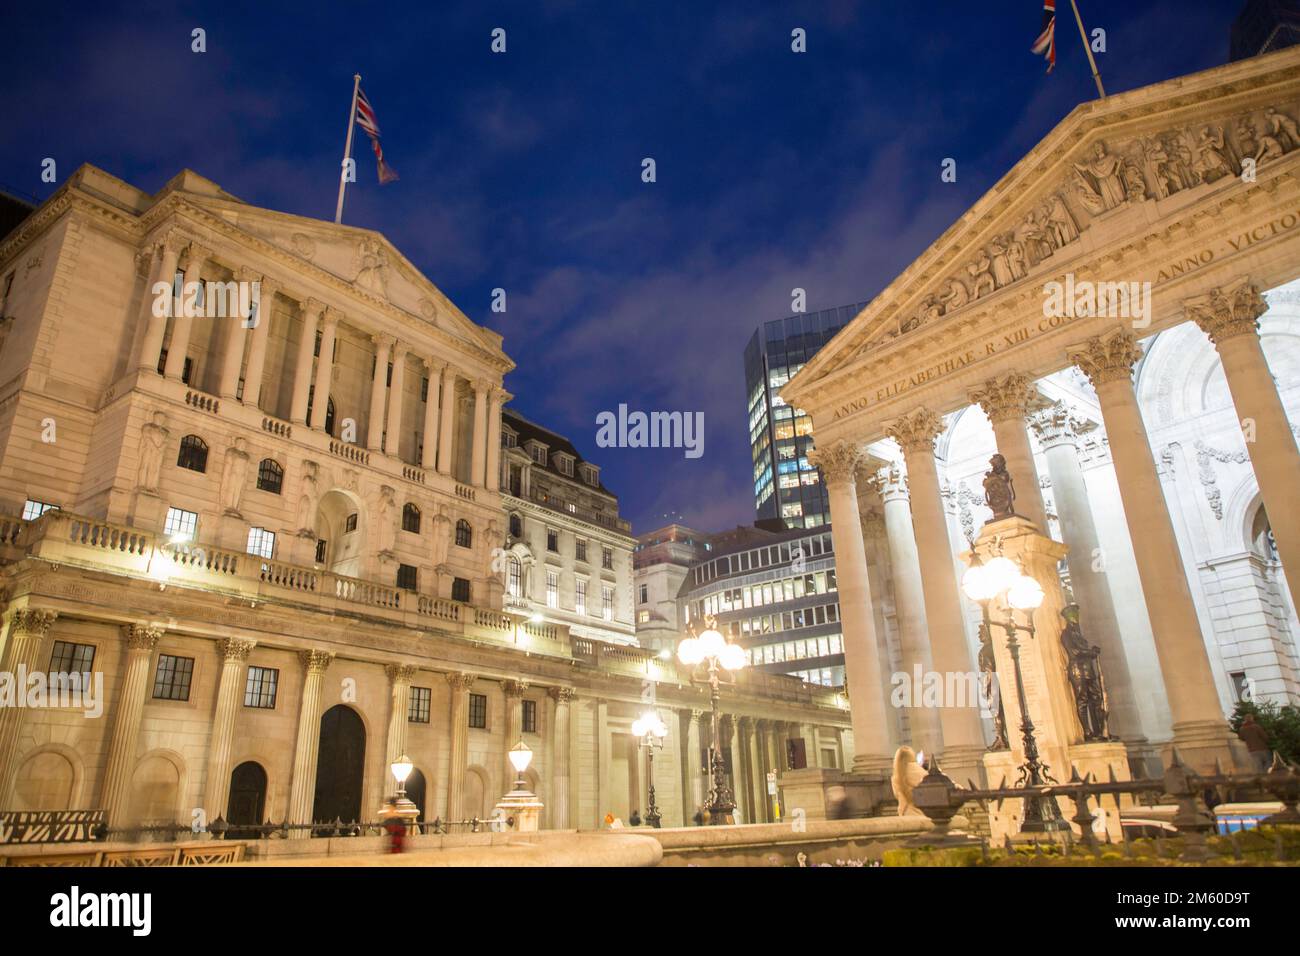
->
[1231,0,1300,60]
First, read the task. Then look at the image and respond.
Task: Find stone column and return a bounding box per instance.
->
[1070,331,1235,768]
[203,638,255,822]
[873,461,943,756]
[384,664,417,770]
[548,687,573,828]
[421,361,443,470]
[723,715,747,823]
[683,709,703,824]
[384,342,409,458]
[755,719,774,822]
[241,277,278,409]
[1030,401,1145,746]
[970,372,1050,531]
[163,244,208,381]
[887,409,988,781]
[101,624,163,827]
[367,333,393,451]
[216,268,254,399]
[809,441,893,776]
[289,299,324,425]
[444,672,475,820]
[0,609,58,802]
[470,380,490,488]
[486,388,505,492]
[736,717,757,823]
[136,233,183,373]
[503,680,527,786]
[1186,278,1300,615]
[285,650,334,834]
[437,370,458,476]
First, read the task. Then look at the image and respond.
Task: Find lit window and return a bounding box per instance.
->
[602,585,614,621]
[21,499,58,521]
[546,571,559,608]
[575,579,587,616]
[164,507,199,542]
[507,556,522,598]
[246,527,275,560]
[244,667,279,709]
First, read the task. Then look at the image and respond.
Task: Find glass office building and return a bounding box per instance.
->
[743,303,868,529]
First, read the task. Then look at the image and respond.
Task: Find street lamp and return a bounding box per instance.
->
[678,616,747,825]
[631,710,668,827]
[961,552,1065,833]
[507,741,533,791]
[377,754,420,848]
[494,740,545,832]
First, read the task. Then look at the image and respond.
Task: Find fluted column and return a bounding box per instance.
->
[286,650,334,834]
[683,709,703,824]
[101,624,163,826]
[486,388,505,492]
[809,441,893,775]
[1186,278,1300,614]
[136,233,183,373]
[872,461,943,756]
[549,687,573,828]
[887,409,987,778]
[289,299,324,425]
[723,715,747,823]
[384,342,409,458]
[444,672,475,820]
[437,370,458,476]
[216,268,254,399]
[1070,331,1234,768]
[0,609,58,802]
[1030,401,1145,745]
[308,310,339,432]
[421,361,444,470]
[384,664,417,770]
[367,335,393,450]
[204,638,255,821]
[241,277,278,409]
[503,680,527,786]
[755,719,774,822]
[163,244,209,381]
[970,372,1049,531]
[470,380,490,487]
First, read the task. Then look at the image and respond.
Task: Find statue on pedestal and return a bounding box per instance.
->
[1060,603,1111,741]
[296,461,320,535]
[137,411,169,492]
[219,438,250,516]
[982,454,1016,520]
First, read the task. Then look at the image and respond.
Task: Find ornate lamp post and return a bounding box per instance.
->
[377,754,420,851]
[494,741,544,831]
[960,553,1066,833]
[678,617,747,825]
[631,711,668,827]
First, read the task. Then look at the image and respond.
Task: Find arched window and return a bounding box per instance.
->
[455,519,472,548]
[256,459,284,494]
[402,503,421,533]
[177,435,208,473]
[508,513,522,538]
[507,555,522,598]
[1251,506,1279,562]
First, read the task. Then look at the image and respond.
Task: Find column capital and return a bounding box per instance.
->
[390,339,410,360]
[688,708,704,722]
[370,330,394,350]
[472,377,491,395]
[808,440,866,488]
[180,243,211,270]
[503,679,529,699]
[218,637,256,662]
[422,356,447,375]
[886,407,945,453]
[257,275,282,299]
[1029,399,1096,448]
[150,228,187,259]
[122,623,163,650]
[548,686,575,703]
[869,460,908,501]
[969,372,1046,423]
[385,663,418,684]
[445,671,476,692]
[1070,330,1143,388]
[320,307,343,329]
[9,608,58,638]
[299,649,334,674]
[1184,276,1267,347]
[302,297,327,320]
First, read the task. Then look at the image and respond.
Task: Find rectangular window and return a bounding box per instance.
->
[315,538,328,563]
[547,529,559,552]
[163,506,199,542]
[420,377,429,402]
[576,539,588,563]
[152,654,194,701]
[345,513,358,533]
[244,666,278,709]
[468,692,487,729]
[602,585,614,621]
[246,526,275,560]
[397,563,418,591]
[522,698,537,734]
[408,686,431,723]
[21,499,58,521]
[602,546,613,570]
[546,570,559,608]
[575,578,587,616]
[50,640,95,675]
[452,577,471,602]
[639,584,648,604]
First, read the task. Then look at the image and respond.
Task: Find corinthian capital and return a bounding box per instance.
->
[446,671,477,692]
[218,637,256,662]
[122,623,164,650]
[869,460,908,501]
[1029,400,1096,448]
[1070,330,1143,389]
[548,686,575,704]
[969,372,1043,424]
[886,407,945,453]
[299,649,335,674]
[180,243,211,271]
[385,663,418,684]
[1184,277,1267,347]
[504,679,529,699]
[808,441,866,488]
[10,608,58,638]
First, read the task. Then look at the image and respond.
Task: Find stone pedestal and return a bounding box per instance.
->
[129,491,165,531]
[217,512,247,552]
[984,740,1130,845]
[495,788,544,832]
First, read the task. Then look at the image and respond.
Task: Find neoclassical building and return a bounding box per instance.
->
[784,47,1300,787]
[0,164,850,834]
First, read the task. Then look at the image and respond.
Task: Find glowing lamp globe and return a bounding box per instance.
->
[983,556,1021,594]
[719,642,746,672]
[698,627,727,659]
[677,637,704,666]
[390,754,414,786]
[1007,575,1045,611]
[961,564,996,603]
[508,741,533,774]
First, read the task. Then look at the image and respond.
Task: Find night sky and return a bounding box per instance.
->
[4,1,1243,535]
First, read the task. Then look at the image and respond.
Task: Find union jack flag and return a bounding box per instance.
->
[1032,0,1056,74]
[356,87,398,184]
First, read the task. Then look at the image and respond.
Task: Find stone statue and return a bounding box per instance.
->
[967,253,995,299]
[296,461,320,534]
[354,238,389,299]
[1122,162,1148,202]
[136,411,169,492]
[433,506,452,564]
[1265,107,1300,152]
[977,623,1009,750]
[982,454,1016,520]
[375,485,397,554]
[939,275,969,313]
[219,437,250,515]
[1044,193,1079,247]
[1073,141,1126,211]
[988,238,1014,288]
[1060,603,1111,741]
[1193,126,1233,183]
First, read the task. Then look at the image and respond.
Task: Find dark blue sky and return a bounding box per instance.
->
[5,0,1243,534]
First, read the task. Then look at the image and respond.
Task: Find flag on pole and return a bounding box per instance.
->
[1032,0,1057,73]
[356,87,398,184]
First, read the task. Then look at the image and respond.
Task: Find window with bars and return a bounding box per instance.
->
[602,585,614,621]
[345,513,358,533]
[452,577,471,602]
[244,666,278,709]
[575,538,587,562]
[575,579,587,616]
[468,692,487,729]
[546,571,559,608]
[522,699,537,734]
[507,557,522,598]
[397,563,418,592]
[246,527,275,560]
[163,507,199,542]
[152,654,194,701]
[408,686,431,723]
[455,519,472,548]
[402,503,421,533]
[602,546,613,570]
[315,539,328,563]
[21,499,58,520]
[50,640,95,675]
[176,435,209,472]
[256,459,284,494]
[547,529,558,553]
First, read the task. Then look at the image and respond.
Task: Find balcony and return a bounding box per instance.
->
[0,510,842,709]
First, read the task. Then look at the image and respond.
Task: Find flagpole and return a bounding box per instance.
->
[334,73,362,224]
[1068,0,1106,99]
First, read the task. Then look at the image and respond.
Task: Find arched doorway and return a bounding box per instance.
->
[314,489,365,578]
[406,768,427,826]
[226,761,267,838]
[311,705,366,828]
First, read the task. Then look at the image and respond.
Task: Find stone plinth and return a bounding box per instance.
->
[777,767,891,820]
[495,789,545,832]
[984,740,1131,845]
